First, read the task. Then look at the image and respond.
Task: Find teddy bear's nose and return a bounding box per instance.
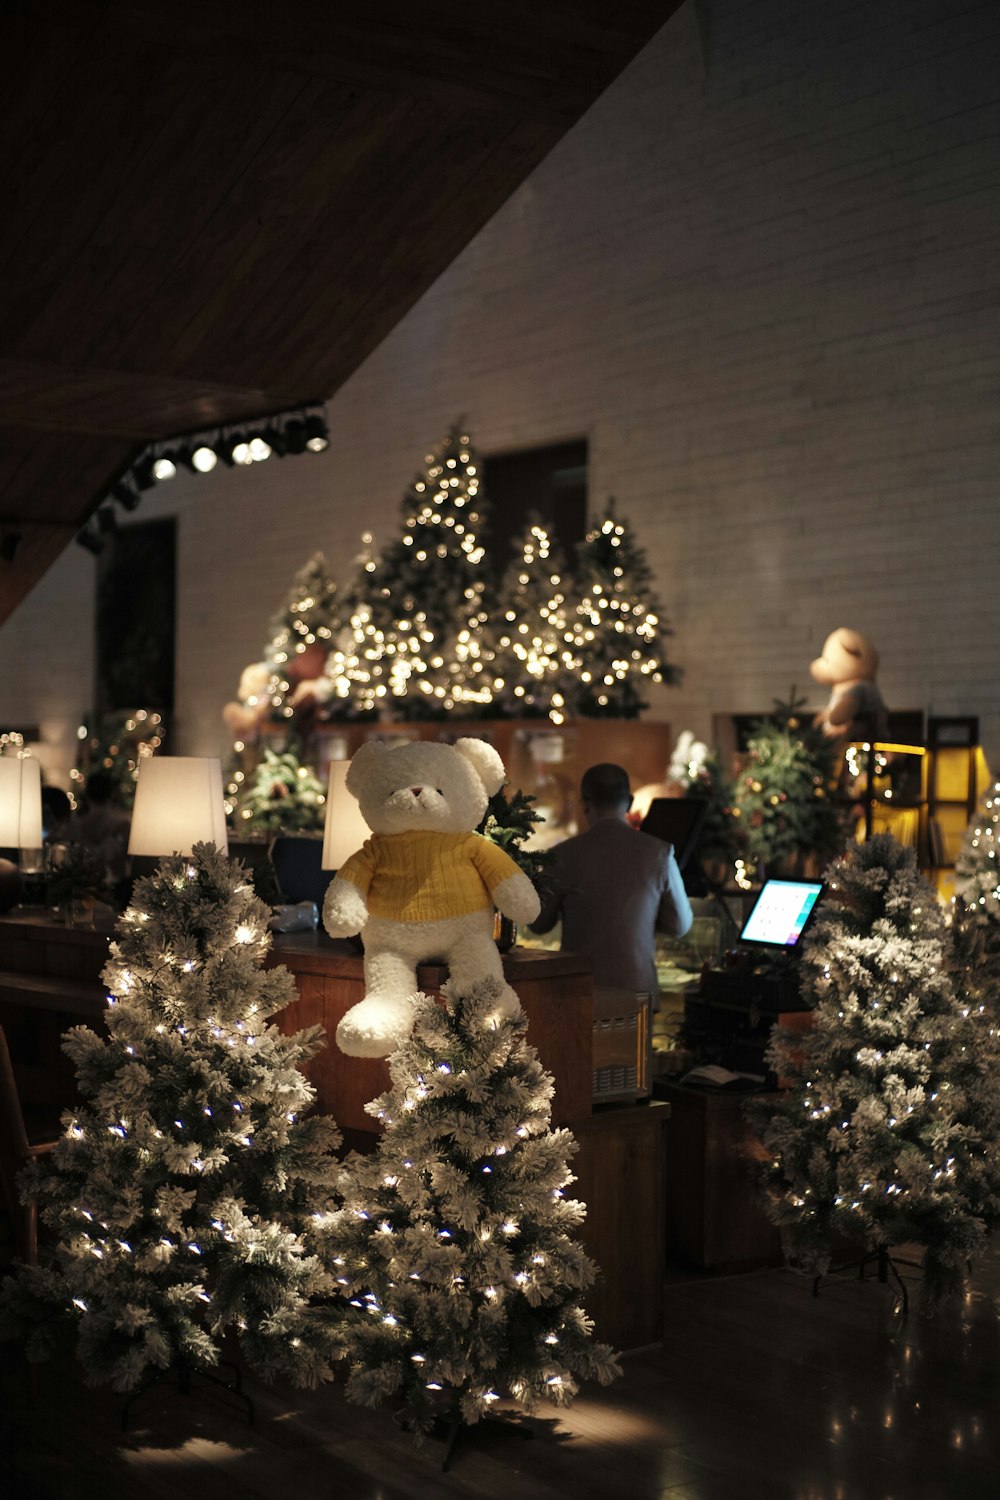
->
[410,786,423,797]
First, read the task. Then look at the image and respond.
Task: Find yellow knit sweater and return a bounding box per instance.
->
[337,829,520,923]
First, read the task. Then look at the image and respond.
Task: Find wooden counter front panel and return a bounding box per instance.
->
[571,1103,669,1351]
[269,939,594,1133]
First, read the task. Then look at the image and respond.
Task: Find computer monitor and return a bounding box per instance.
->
[738,877,823,949]
[639,797,708,871]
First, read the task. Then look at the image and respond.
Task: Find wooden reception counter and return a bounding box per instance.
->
[267,934,595,1135]
[0,912,668,1349]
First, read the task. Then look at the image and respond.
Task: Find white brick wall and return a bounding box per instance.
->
[3,0,999,770]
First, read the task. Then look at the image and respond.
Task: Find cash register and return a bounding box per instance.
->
[682,877,823,1082]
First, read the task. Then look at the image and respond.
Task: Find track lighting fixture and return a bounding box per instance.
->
[133,454,157,490]
[76,523,104,555]
[283,419,307,455]
[111,481,141,511]
[97,404,329,526]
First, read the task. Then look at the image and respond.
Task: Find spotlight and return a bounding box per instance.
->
[261,425,286,457]
[96,504,117,534]
[76,524,104,555]
[0,529,21,563]
[190,445,218,473]
[283,419,307,455]
[152,455,177,481]
[134,455,156,489]
[219,432,255,466]
[248,435,271,462]
[304,415,329,452]
[111,481,141,511]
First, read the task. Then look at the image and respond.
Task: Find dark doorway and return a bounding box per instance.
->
[482,438,588,574]
[95,518,176,715]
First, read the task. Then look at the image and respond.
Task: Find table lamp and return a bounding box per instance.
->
[0,754,43,866]
[128,756,229,858]
[321,761,369,870]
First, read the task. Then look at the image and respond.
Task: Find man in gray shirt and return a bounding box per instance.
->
[531,762,693,1004]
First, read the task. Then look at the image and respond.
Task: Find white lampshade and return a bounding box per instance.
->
[321,761,370,870]
[128,756,229,857]
[0,755,43,849]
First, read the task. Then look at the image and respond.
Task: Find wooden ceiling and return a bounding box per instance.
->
[0,0,680,626]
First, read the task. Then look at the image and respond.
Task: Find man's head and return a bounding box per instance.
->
[580,762,632,825]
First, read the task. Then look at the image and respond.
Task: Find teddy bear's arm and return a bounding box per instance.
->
[471,838,541,924]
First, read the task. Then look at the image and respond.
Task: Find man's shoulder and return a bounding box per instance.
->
[554,820,672,865]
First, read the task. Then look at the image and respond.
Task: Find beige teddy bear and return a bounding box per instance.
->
[322,737,541,1057]
[810,627,887,740]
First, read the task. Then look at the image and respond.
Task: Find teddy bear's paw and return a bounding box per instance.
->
[492,872,541,925]
[335,994,418,1058]
[322,876,368,939]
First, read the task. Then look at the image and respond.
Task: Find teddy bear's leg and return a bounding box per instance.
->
[335,922,421,1058]
[447,913,523,1023]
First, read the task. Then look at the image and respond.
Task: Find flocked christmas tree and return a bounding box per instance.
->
[2,844,342,1391]
[751,834,1000,1306]
[318,977,620,1437]
[565,500,678,718]
[347,425,495,719]
[729,695,842,880]
[490,518,578,722]
[950,779,1000,1013]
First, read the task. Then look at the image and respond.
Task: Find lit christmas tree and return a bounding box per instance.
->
[730,697,842,880]
[490,518,578,722]
[3,844,342,1391]
[319,977,620,1439]
[753,835,1000,1306]
[224,552,346,814]
[566,500,678,718]
[230,745,326,836]
[71,710,166,807]
[351,424,495,719]
[261,551,342,723]
[950,780,1000,1010]
[338,529,393,717]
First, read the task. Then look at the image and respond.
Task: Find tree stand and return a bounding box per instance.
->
[397,1398,535,1472]
[119,1356,255,1431]
[812,1243,921,1313]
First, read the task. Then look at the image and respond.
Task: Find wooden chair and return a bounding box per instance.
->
[0,1023,58,1265]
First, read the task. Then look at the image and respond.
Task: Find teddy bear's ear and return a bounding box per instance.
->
[346,740,385,797]
[454,737,506,797]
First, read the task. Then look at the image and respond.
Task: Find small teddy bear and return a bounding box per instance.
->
[322,737,541,1057]
[810,626,887,741]
[222,661,272,738]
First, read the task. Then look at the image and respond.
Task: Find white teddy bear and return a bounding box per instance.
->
[322,737,541,1058]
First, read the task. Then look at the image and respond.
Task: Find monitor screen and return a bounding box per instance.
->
[739,878,824,948]
[639,797,708,870]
